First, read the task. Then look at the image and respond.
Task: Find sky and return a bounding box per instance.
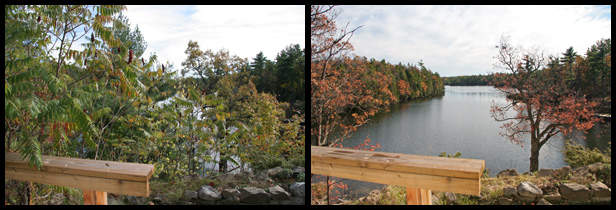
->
[123,5,304,69]
[336,5,611,77]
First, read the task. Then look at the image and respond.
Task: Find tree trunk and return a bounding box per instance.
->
[529,138,540,172]
[326,176,330,205]
[219,152,227,173]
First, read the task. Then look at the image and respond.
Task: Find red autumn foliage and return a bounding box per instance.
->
[490,36,600,172]
[127,49,133,64]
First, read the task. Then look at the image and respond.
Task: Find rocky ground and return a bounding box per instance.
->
[110,166,306,205]
[314,162,611,205]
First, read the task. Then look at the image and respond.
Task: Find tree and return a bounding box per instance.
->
[311,5,367,147]
[491,36,600,172]
[275,44,305,111]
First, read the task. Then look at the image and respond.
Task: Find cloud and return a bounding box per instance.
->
[123,5,304,69]
[336,5,611,76]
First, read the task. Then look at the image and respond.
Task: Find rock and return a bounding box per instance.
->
[183,190,198,201]
[49,193,65,205]
[292,167,305,180]
[360,190,381,204]
[279,196,304,205]
[559,182,591,202]
[289,182,305,197]
[556,166,571,178]
[590,182,611,201]
[152,194,163,203]
[543,193,561,204]
[497,197,513,205]
[587,162,604,174]
[503,186,517,198]
[497,169,519,178]
[268,185,291,200]
[292,167,305,174]
[125,195,147,205]
[239,187,270,204]
[536,198,552,205]
[517,182,543,202]
[537,169,555,177]
[444,192,456,203]
[267,167,284,177]
[222,188,240,202]
[198,186,221,201]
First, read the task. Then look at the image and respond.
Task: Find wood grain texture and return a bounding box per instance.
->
[406,188,431,205]
[6,166,150,197]
[311,146,484,196]
[312,146,484,179]
[5,152,154,182]
[83,190,107,205]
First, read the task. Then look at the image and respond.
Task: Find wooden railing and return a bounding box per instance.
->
[5,152,154,205]
[311,146,485,205]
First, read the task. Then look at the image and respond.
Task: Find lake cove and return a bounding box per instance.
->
[331,86,607,199]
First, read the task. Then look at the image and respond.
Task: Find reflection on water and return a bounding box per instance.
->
[313,85,610,200]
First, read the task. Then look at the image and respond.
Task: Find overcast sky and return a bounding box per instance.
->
[123,5,304,69]
[335,5,611,77]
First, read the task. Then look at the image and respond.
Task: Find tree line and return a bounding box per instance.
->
[5,5,305,184]
[443,74,495,86]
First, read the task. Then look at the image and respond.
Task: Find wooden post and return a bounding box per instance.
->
[83,190,107,205]
[406,187,431,205]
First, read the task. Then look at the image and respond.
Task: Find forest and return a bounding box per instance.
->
[5,5,305,205]
[310,5,444,147]
[443,74,495,86]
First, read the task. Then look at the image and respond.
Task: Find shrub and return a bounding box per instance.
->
[564,140,610,168]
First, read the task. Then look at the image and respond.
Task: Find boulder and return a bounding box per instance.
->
[292,167,305,180]
[239,187,270,204]
[293,167,305,175]
[198,186,222,202]
[543,193,562,204]
[516,182,543,202]
[587,162,605,174]
[445,192,456,203]
[559,182,591,202]
[290,182,305,197]
[268,185,291,200]
[221,188,240,202]
[497,169,519,178]
[503,186,517,198]
[590,182,611,202]
[267,167,284,178]
[536,198,552,205]
[183,190,198,201]
[497,197,513,205]
[537,169,554,177]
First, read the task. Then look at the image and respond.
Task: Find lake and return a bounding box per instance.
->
[317,85,609,199]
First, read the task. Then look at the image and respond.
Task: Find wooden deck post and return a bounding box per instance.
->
[406,188,431,205]
[83,190,107,205]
